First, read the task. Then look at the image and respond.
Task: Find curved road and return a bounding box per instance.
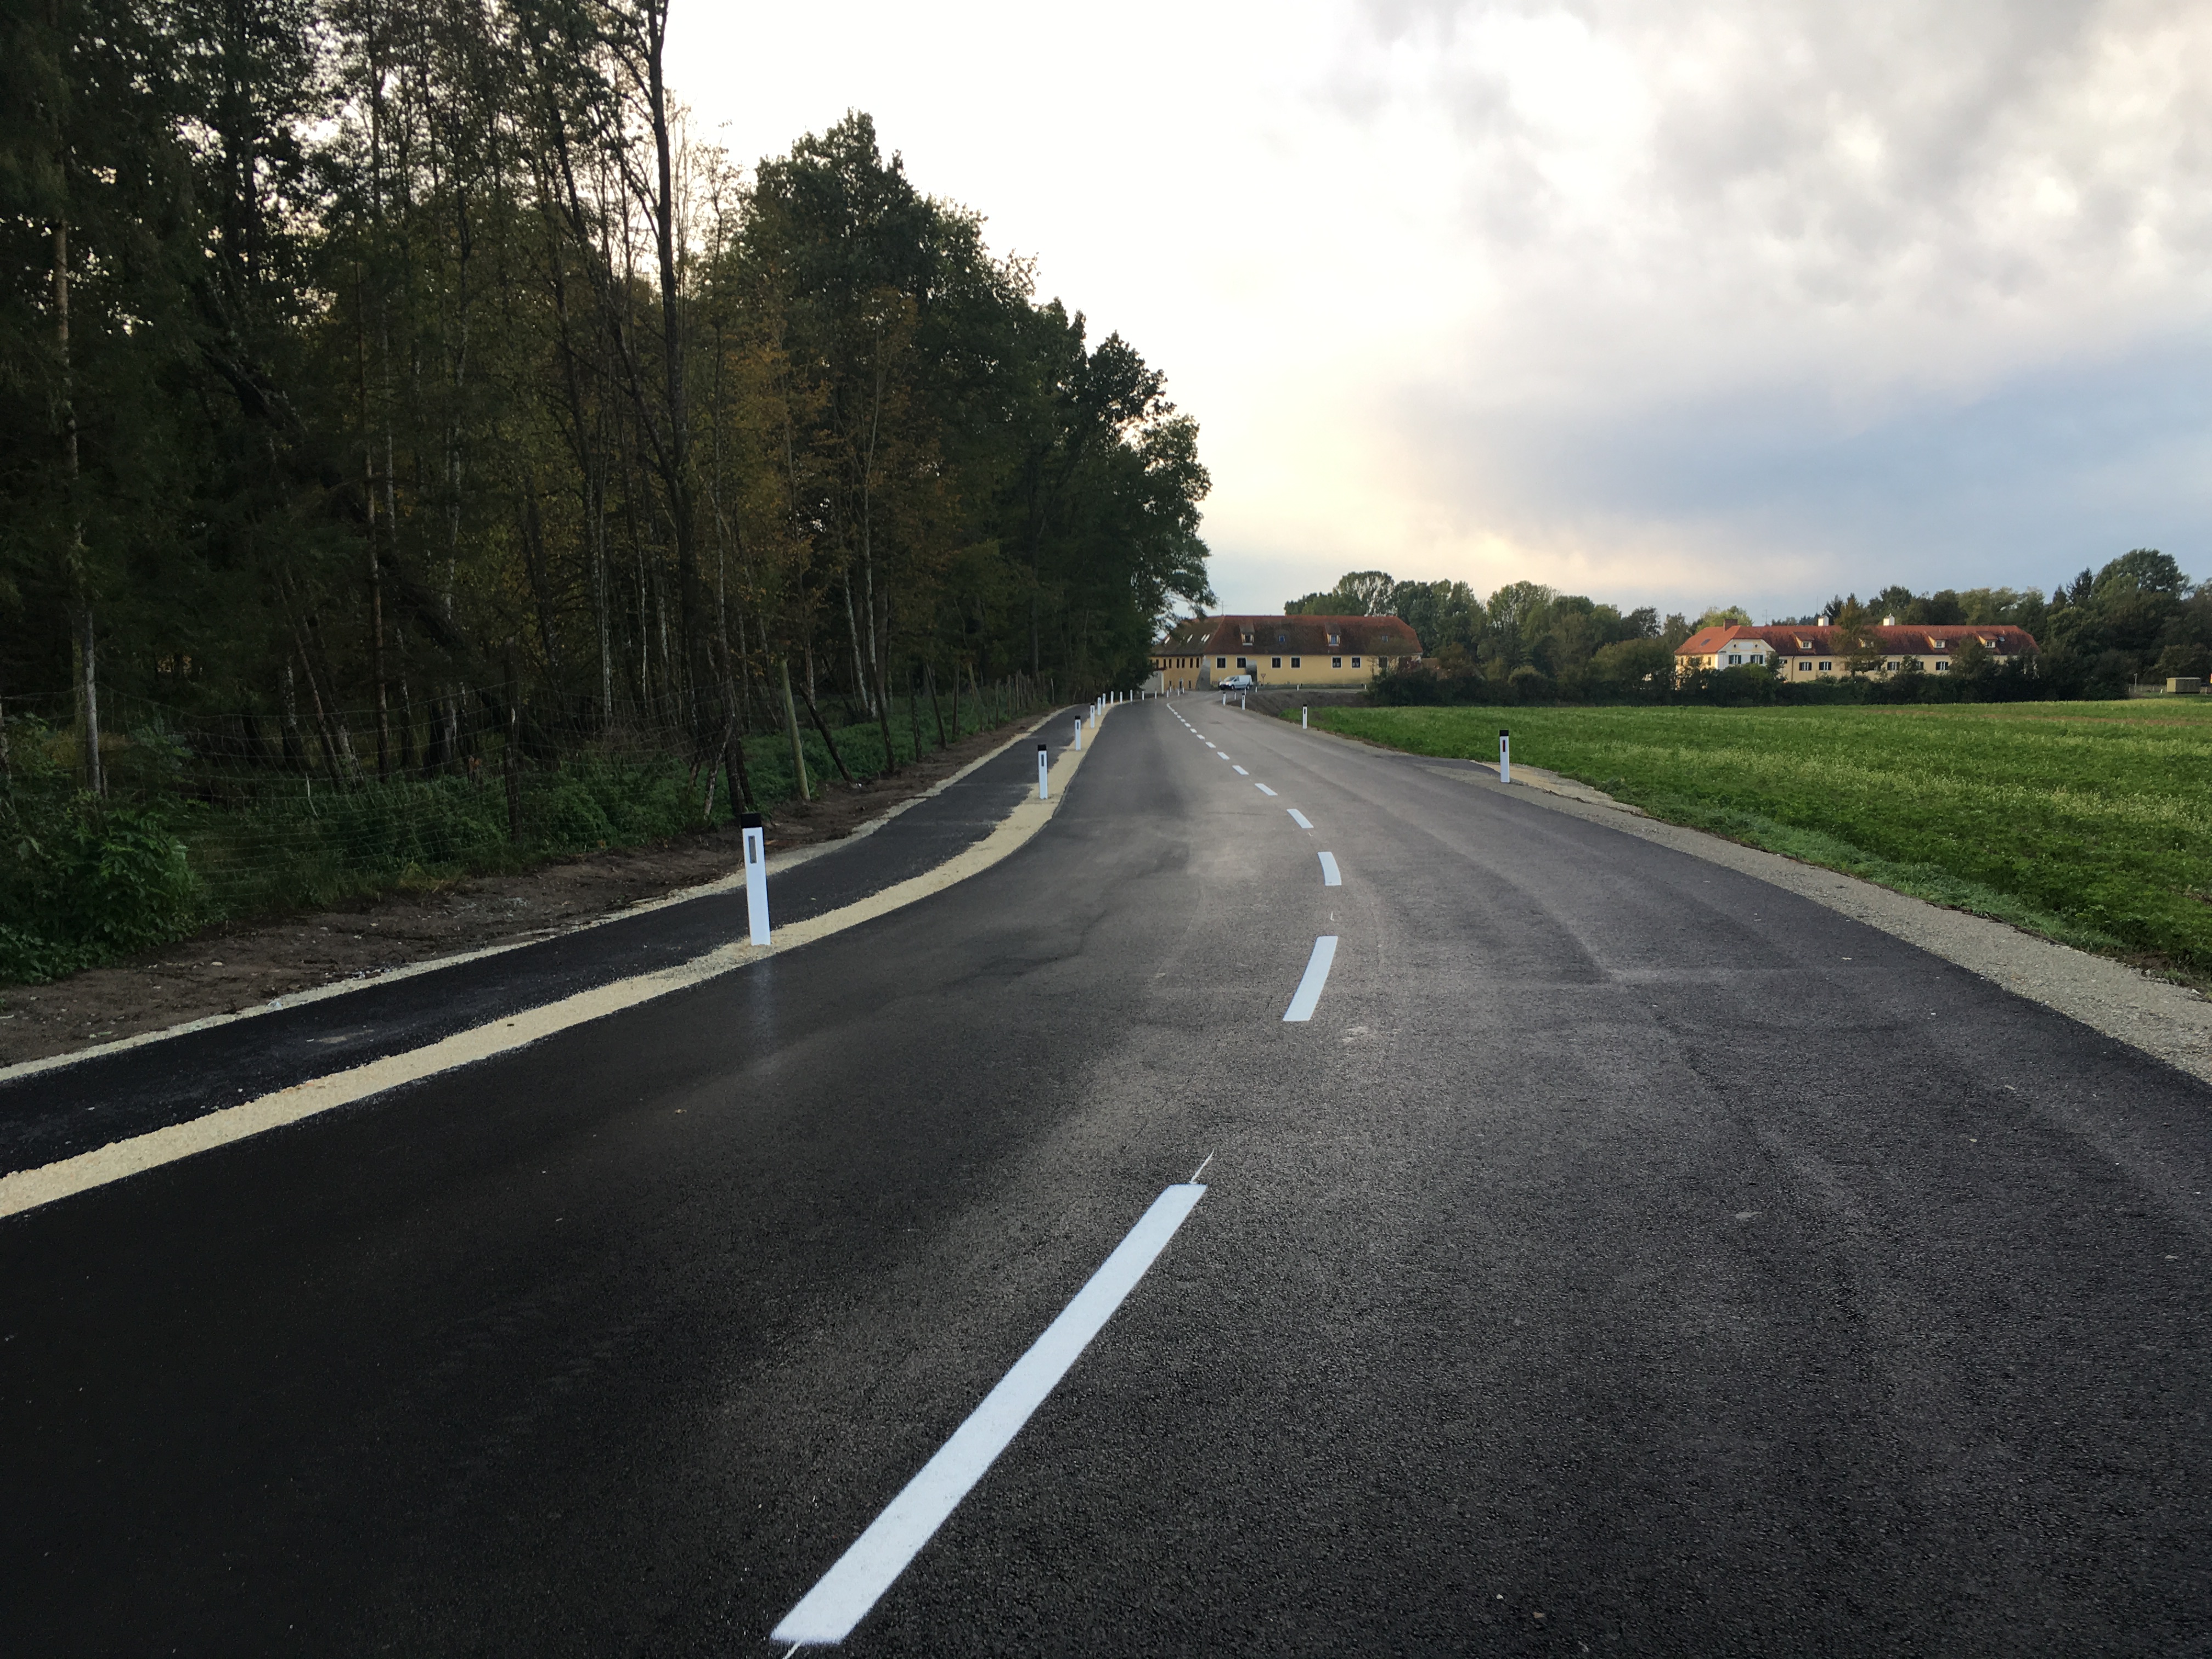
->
[5,697,2208,1654]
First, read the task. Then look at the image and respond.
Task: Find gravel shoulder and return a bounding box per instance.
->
[0,714,1053,1069]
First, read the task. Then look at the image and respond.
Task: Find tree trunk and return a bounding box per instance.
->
[54,219,101,796]
[797,679,856,786]
[504,641,523,844]
[779,657,810,802]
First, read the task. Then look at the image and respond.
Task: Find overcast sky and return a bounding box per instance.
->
[668,0,2212,621]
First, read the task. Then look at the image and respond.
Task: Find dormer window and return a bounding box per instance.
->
[1240,628,1254,647]
[1327,630,1341,648]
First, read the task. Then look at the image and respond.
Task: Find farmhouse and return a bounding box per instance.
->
[1675,623,2039,684]
[1149,614,1423,692]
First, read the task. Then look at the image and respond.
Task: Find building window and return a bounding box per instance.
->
[1935,659,1949,672]
[1332,656,1342,669]
[1799,661,1811,670]
[1290,657,1300,668]
[1728,654,1741,664]
[1217,656,1227,668]
[1819,661,1831,672]
[1886,660,1898,670]
[1272,657,1282,668]
[1351,656,1362,668]
[1237,657,1248,668]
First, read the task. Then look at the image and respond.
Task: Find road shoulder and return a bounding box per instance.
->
[1289,714,2212,1088]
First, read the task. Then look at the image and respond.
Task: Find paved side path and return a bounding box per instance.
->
[0,712,1080,1177]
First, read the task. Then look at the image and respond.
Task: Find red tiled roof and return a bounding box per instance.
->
[1156,614,1422,656]
[1675,625,1767,657]
[1744,624,2039,657]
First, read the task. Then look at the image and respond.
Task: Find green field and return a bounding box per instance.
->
[1306,701,2212,978]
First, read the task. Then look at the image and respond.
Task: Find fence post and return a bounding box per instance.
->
[742,812,770,945]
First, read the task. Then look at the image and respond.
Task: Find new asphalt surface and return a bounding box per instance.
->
[0,715,1072,1175]
[5,697,2209,1654]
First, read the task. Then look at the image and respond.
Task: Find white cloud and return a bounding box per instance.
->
[669,0,2212,618]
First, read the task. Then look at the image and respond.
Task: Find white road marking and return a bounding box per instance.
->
[1318,852,1341,887]
[1288,809,1313,829]
[771,1183,1208,1646]
[0,739,1110,1221]
[1233,765,1249,775]
[1190,1153,1214,1182]
[1283,936,1338,1022]
[1254,782,1277,797]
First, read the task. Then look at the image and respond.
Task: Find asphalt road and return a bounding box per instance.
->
[5,697,2208,1655]
[0,715,1072,1174]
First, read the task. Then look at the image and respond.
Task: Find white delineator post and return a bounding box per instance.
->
[741,811,770,945]
[1073,720,1082,751]
[1037,742,1049,800]
[1302,705,1308,729]
[1498,729,1511,785]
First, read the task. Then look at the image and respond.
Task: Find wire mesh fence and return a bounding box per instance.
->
[0,670,1063,981]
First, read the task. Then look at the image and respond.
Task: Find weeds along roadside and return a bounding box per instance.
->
[0,678,1059,986]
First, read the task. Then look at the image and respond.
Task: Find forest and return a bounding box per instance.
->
[0,0,1213,978]
[1286,550,2212,705]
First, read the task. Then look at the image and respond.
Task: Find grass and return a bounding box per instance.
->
[1305,701,2212,979]
[0,687,1054,984]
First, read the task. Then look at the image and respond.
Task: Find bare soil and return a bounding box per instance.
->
[0,713,1050,1069]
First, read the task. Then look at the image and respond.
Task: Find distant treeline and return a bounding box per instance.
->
[1281,550,2207,704]
[2,2,1212,782]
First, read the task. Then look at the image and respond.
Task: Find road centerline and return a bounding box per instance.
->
[1288,809,1313,829]
[1254,782,1278,797]
[770,1182,1209,1646]
[1283,936,1339,1023]
[1318,852,1341,887]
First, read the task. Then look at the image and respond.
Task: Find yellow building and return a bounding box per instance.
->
[1150,614,1423,692]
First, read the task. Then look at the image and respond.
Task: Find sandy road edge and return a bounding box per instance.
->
[1268,709,2212,1091]
[0,705,1124,1218]
[0,706,1077,1090]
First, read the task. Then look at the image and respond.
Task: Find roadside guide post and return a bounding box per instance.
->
[1302,704,1308,729]
[1499,729,1511,785]
[741,812,770,946]
[1073,720,1082,751]
[1037,743,1049,800]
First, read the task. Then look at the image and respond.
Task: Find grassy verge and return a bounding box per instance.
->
[1304,701,2212,979]
[1,691,1051,984]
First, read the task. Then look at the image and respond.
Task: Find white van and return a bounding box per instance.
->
[1218,673,1255,691]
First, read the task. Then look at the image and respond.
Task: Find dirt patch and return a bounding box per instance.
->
[0,713,1053,1069]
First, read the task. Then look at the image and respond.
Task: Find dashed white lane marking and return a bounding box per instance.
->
[1288,809,1313,830]
[1254,782,1277,797]
[1318,852,1341,887]
[1283,936,1339,1022]
[1233,765,1249,775]
[771,1183,1208,1646]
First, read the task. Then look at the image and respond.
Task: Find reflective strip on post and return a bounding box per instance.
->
[741,811,770,946]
